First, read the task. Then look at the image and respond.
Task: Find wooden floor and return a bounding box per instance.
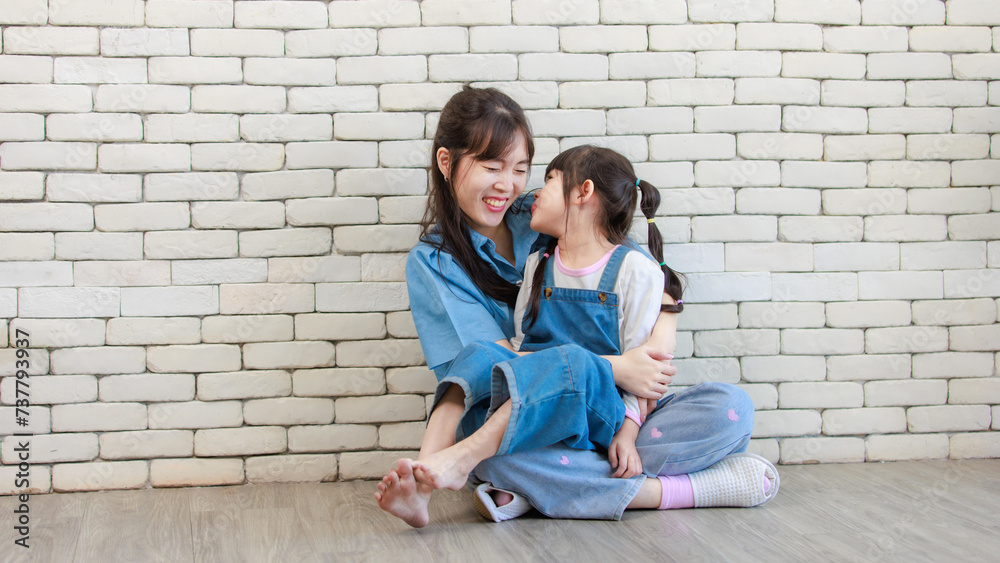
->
[1,459,998,562]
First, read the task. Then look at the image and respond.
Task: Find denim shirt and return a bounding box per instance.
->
[406,195,541,377]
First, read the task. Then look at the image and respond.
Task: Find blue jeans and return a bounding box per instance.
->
[432,341,515,443]
[490,344,624,454]
[434,341,624,453]
[473,382,755,520]
[434,343,755,520]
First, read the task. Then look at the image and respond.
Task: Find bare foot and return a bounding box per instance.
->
[492,490,514,507]
[374,458,431,528]
[412,399,509,493]
[411,443,476,491]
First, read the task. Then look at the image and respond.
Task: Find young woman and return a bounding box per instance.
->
[375,86,777,527]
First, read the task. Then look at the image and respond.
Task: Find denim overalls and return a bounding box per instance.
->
[519,245,630,356]
[487,246,637,456]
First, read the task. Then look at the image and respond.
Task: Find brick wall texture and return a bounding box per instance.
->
[1,0,998,494]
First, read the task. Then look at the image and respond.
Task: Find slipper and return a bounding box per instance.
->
[688,452,780,508]
[473,483,533,522]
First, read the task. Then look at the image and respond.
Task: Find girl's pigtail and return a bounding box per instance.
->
[525,238,558,328]
[637,179,685,314]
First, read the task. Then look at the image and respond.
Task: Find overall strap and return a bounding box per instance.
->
[596,246,632,292]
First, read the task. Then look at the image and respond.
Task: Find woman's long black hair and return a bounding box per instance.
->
[419,85,535,307]
[526,145,685,326]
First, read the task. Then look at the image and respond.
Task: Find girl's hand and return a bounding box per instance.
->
[609,419,643,478]
[610,346,675,400]
[609,436,643,479]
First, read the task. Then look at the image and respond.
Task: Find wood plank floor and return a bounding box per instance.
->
[1,459,997,562]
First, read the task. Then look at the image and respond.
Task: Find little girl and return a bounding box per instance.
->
[506,144,684,478]
[410,144,690,486]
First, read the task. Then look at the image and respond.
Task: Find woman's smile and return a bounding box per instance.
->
[484,197,508,212]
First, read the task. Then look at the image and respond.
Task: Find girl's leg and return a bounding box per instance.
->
[488,343,624,455]
[432,341,521,443]
[413,400,512,490]
[477,353,754,467]
[625,475,699,510]
[635,381,754,476]
[626,477,661,509]
[635,382,777,507]
[471,383,776,520]
[416,340,521,460]
[473,444,644,520]
[419,383,464,457]
[413,343,628,491]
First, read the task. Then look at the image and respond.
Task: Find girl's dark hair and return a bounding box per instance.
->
[419,85,535,307]
[526,145,685,326]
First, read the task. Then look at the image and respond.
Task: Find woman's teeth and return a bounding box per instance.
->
[484,197,505,208]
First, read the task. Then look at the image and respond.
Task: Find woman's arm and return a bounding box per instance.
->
[603,293,679,413]
[636,297,679,419]
[646,295,679,354]
[407,247,511,370]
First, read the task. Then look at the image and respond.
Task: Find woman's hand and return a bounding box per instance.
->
[608,346,675,399]
[630,300,680,420]
[637,398,659,423]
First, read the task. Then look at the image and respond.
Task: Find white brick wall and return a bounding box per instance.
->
[197,370,291,401]
[0,1,997,494]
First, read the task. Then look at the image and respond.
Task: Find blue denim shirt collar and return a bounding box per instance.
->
[467,194,540,285]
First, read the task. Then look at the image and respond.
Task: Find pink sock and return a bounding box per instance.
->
[656,475,695,510]
[763,476,771,494]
